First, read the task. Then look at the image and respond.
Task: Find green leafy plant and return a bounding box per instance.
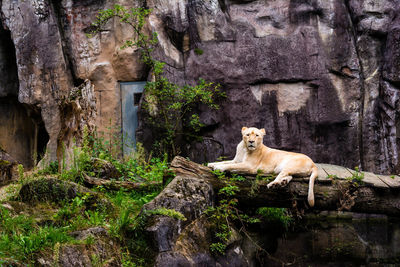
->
[18,164,24,180]
[0,206,72,263]
[206,171,257,255]
[346,167,364,186]
[207,171,293,255]
[37,161,59,175]
[256,207,293,231]
[327,174,338,180]
[1,127,170,266]
[90,4,225,158]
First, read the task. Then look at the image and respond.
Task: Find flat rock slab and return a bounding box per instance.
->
[315,164,331,182]
[376,174,400,189]
[347,169,389,189]
[318,163,390,189]
[317,163,353,180]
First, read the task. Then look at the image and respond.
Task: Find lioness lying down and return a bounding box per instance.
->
[208,127,318,207]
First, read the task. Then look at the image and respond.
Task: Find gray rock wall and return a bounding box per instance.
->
[150,0,400,174]
[0,0,399,173]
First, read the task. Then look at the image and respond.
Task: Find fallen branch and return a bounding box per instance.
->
[83,173,161,191]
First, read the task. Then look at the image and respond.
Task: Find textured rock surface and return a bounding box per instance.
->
[0,149,18,185]
[143,169,214,253]
[269,212,400,266]
[0,0,400,173]
[144,156,255,266]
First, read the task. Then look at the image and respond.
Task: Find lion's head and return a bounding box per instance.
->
[241,127,266,151]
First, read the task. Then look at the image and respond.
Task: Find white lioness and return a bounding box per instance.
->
[208,127,318,207]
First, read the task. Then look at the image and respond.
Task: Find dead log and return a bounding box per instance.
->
[83,173,161,191]
[171,156,400,216]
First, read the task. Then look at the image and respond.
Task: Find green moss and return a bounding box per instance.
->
[146,208,186,221]
[0,160,10,166]
[194,48,204,55]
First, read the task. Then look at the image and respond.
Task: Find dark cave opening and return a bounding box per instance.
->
[36,122,49,162]
[0,97,50,169]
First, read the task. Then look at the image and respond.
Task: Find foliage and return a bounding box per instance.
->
[17,164,24,180]
[37,161,59,175]
[0,206,72,263]
[327,174,338,180]
[256,207,293,231]
[0,127,170,266]
[207,171,293,255]
[90,4,225,158]
[206,171,255,255]
[347,167,364,186]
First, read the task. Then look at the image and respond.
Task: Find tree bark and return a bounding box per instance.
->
[171,156,400,216]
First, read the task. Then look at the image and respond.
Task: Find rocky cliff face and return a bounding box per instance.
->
[0,0,399,174]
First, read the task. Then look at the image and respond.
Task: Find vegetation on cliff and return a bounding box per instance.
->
[0,127,172,266]
[90,4,225,158]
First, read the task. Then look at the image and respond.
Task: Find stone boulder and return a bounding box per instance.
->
[143,169,214,253]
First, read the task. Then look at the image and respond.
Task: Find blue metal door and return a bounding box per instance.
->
[120,81,146,156]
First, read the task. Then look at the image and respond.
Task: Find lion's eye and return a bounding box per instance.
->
[256,134,259,137]
[246,134,250,136]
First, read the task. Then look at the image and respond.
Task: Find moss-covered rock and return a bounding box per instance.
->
[143,175,214,253]
[36,227,121,267]
[18,178,112,210]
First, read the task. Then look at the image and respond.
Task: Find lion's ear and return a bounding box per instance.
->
[242,127,248,134]
[260,128,266,135]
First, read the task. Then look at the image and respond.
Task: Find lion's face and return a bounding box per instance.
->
[242,127,266,151]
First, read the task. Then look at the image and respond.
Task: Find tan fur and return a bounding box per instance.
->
[208,127,318,207]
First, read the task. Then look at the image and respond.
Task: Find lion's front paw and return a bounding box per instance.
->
[207,162,217,169]
[280,178,289,186]
[213,165,226,172]
[267,181,280,189]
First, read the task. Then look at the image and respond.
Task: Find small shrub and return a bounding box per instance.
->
[37,161,59,175]
[256,207,293,231]
[346,167,364,186]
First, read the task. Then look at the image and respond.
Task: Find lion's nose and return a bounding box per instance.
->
[249,140,255,144]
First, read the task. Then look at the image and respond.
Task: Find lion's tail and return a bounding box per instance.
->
[308,165,318,207]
